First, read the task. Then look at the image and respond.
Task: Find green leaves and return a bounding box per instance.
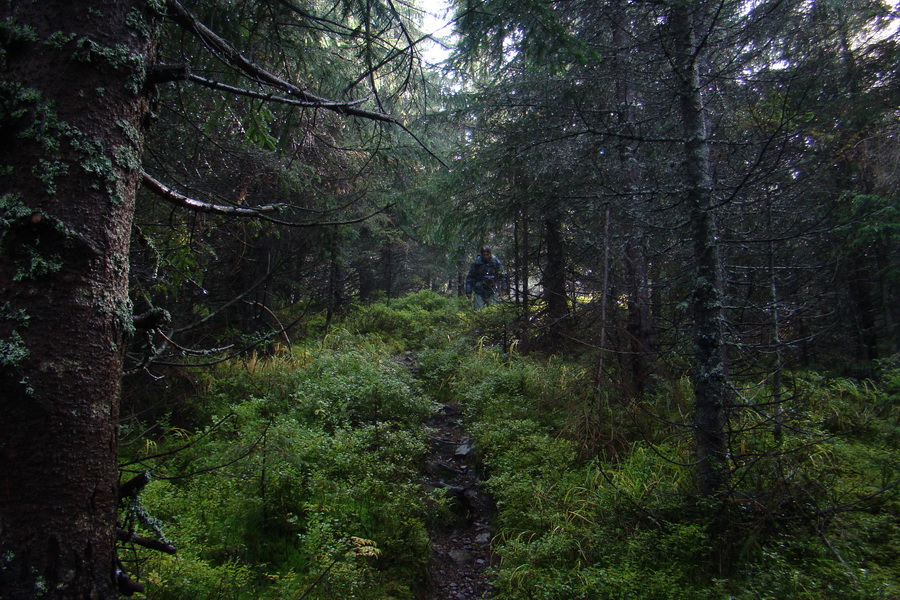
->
[242,104,278,151]
[839,193,900,252]
[123,325,435,599]
[410,298,900,600]
[119,292,900,599]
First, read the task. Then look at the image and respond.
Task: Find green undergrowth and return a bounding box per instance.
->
[340,289,470,351]
[120,319,444,599]
[120,292,899,599]
[413,310,900,600]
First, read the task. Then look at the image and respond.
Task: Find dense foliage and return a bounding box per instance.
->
[2,0,897,597]
[119,293,898,599]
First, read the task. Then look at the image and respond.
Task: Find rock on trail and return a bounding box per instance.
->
[421,402,496,600]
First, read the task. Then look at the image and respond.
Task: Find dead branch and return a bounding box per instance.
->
[118,471,152,501]
[116,528,177,555]
[142,172,285,217]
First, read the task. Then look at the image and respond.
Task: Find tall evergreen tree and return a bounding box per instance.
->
[0,0,431,595]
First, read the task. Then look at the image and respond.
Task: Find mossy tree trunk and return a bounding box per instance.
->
[669,0,731,497]
[0,1,158,598]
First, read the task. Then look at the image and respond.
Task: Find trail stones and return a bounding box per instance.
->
[455,436,475,458]
[421,400,496,599]
[449,548,474,564]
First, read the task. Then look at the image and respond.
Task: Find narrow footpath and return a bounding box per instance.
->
[421,401,496,600]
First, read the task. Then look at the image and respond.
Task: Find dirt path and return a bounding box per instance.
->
[421,401,496,600]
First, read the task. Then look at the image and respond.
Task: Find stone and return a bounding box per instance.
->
[455,438,475,457]
[449,549,473,564]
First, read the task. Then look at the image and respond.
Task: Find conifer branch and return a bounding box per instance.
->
[164,0,398,124]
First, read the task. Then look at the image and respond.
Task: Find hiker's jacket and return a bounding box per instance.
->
[465,255,506,297]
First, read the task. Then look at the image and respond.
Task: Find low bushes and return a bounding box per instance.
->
[121,292,899,599]
[415,335,900,599]
[120,331,436,600]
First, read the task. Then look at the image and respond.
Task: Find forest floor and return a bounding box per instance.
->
[399,354,496,600]
[422,402,496,600]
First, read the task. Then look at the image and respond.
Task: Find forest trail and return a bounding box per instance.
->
[398,353,496,600]
[423,402,496,600]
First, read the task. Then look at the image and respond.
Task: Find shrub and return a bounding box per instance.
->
[342,290,465,349]
[126,326,436,599]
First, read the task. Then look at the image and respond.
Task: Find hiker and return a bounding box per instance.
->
[465,246,508,309]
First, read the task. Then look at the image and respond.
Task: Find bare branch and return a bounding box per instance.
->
[119,413,236,468]
[186,71,370,110]
[116,528,177,555]
[142,173,395,228]
[142,171,285,217]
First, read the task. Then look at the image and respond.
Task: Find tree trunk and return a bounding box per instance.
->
[513,211,520,305]
[767,200,785,441]
[875,241,898,354]
[846,256,879,361]
[325,244,345,329]
[456,250,466,296]
[595,206,612,389]
[0,2,158,598]
[670,0,731,497]
[379,243,394,298]
[541,203,569,340]
[624,237,654,395]
[520,204,532,350]
[354,229,376,301]
[613,4,655,396]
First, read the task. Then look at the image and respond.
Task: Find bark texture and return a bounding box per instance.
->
[0,1,157,597]
[670,0,731,497]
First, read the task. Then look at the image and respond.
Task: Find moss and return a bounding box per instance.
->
[0,301,29,325]
[0,193,32,227]
[33,159,69,195]
[12,241,63,281]
[116,118,142,146]
[1,194,99,287]
[126,8,154,39]
[43,31,78,49]
[0,17,39,42]
[2,19,151,208]
[114,144,141,172]
[0,301,30,369]
[0,196,63,281]
[33,574,48,596]
[147,0,167,16]
[72,135,126,203]
[0,81,74,158]
[118,296,136,339]
[0,330,29,368]
[70,38,147,95]
[0,18,39,68]
[0,81,44,122]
